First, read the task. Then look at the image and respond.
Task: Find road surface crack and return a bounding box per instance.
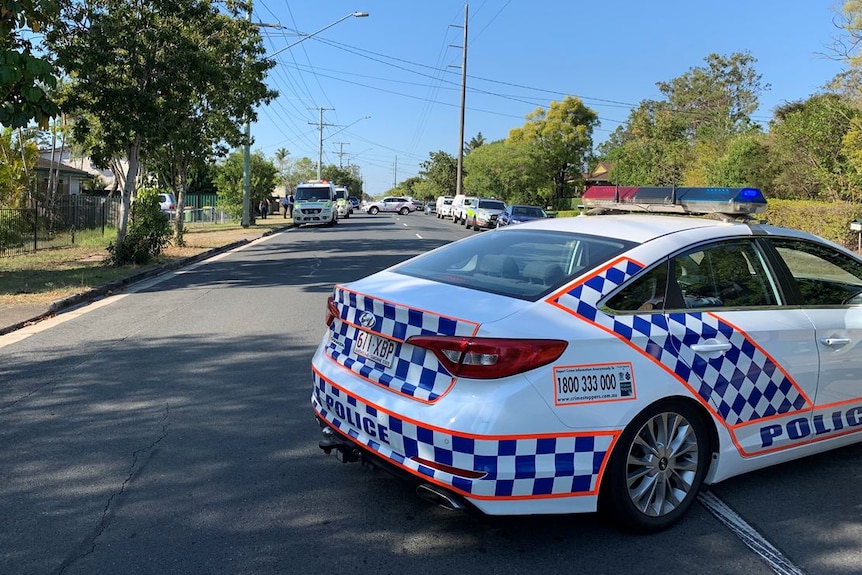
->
[54,403,171,575]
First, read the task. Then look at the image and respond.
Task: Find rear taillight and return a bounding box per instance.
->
[325,296,339,326]
[407,336,567,379]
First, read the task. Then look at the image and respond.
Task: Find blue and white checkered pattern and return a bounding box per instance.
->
[313,371,615,498]
[325,286,479,402]
[551,258,809,426]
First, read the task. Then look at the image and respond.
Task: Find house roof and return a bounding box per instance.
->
[35,159,93,178]
[583,162,612,180]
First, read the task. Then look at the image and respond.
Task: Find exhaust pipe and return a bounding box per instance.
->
[416,483,466,511]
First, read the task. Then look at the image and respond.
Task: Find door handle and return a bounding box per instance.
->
[691,342,732,353]
[820,337,851,347]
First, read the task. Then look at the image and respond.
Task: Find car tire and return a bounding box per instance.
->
[369,206,379,215]
[600,399,709,533]
[472,217,480,231]
[399,207,409,215]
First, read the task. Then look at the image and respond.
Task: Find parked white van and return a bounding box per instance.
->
[435,195,454,219]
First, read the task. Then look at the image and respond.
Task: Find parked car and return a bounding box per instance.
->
[158,193,177,216]
[348,196,361,210]
[310,186,862,532]
[496,204,549,228]
[363,196,417,215]
[464,198,506,231]
[424,202,436,215]
[436,196,454,219]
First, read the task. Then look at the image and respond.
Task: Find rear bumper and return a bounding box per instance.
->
[310,362,611,516]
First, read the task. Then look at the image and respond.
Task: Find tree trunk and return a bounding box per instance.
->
[117,136,142,246]
[173,159,189,246]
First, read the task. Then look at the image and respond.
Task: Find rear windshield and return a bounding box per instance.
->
[295,186,332,201]
[334,189,348,200]
[394,229,634,300]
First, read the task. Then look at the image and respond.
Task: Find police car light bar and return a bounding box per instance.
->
[582,186,767,215]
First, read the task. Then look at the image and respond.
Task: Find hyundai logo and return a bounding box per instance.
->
[359,311,376,328]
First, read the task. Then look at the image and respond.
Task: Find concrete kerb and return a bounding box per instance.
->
[0,227,281,337]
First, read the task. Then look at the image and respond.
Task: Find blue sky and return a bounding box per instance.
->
[249,1,847,195]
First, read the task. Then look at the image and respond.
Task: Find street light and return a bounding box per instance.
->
[242,11,370,227]
[268,12,369,60]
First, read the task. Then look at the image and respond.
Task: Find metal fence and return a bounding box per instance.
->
[0,195,123,257]
[0,193,236,257]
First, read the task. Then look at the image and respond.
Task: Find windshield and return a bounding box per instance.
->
[513,206,546,217]
[334,189,348,200]
[478,200,505,210]
[295,186,332,202]
[394,229,634,300]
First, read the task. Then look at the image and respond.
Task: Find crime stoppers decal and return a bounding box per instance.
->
[554,362,636,406]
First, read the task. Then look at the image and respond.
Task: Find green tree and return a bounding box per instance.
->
[214,149,276,220]
[274,147,290,187]
[463,139,546,204]
[321,164,362,197]
[768,94,856,200]
[656,52,765,142]
[419,150,458,197]
[1,0,60,128]
[465,131,486,155]
[393,176,423,199]
[47,0,272,248]
[0,127,38,207]
[508,96,598,203]
[700,132,773,189]
[283,156,317,193]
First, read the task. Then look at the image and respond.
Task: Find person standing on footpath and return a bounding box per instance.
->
[287,193,295,218]
[259,199,268,219]
[281,195,290,218]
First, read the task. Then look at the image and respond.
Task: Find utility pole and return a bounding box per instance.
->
[334,142,349,168]
[309,107,334,180]
[452,4,468,197]
[393,156,397,188]
[241,1,253,227]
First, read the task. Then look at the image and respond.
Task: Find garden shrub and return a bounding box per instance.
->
[105,188,172,266]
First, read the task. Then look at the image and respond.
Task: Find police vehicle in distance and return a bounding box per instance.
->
[334,185,351,219]
[463,198,506,231]
[311,185,862,532]
[292,180,337,227]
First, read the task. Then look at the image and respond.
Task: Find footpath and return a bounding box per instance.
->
[0,224,282,337]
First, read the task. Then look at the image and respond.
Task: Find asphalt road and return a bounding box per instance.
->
[1,211,861,575]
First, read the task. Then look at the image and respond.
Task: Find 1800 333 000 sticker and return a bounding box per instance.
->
[553,362,636,406]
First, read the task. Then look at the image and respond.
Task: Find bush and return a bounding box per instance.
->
[105,188,172,266]
[763,199,862,249]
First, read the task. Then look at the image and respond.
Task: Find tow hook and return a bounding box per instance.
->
[319,426,361,463]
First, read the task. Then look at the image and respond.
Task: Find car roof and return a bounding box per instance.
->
[506,214,763,244]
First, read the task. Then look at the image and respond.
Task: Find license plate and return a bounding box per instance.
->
[353,330,397,368]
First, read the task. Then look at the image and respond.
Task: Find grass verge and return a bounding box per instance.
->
[0,220,287,305]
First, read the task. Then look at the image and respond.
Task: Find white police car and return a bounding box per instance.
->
[311,186,862,531]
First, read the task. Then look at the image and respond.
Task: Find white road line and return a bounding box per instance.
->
[415,233,423,239]
[698,492,806,575]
